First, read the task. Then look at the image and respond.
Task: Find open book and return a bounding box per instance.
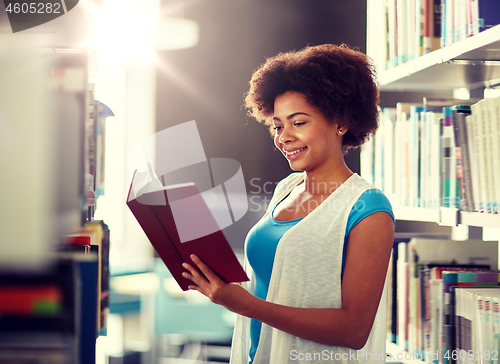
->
[126,169,249,291]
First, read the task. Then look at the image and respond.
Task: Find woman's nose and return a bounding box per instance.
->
[278,126,294,144]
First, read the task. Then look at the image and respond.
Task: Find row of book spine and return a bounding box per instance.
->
[367,0,500,71]
[361,96,500,213]
[454,287,500,364]
[0,220,110,364]
[387,237,500,364]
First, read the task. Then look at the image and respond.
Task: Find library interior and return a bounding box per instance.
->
[1,0,500,363]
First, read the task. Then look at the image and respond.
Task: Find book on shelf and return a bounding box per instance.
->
[58,221,111,344]
[387,241,397,344]
[366,0,389,71]
[489,98,500,214]
[451,106,474,212]
[442,107,459,209]
[360,96,500,216]
[388,0,398,68]
[74,254,99,364]
[468,98,499,213]
[424,0,442,53]
[127,169,249,291]
[441,270,500,364]
[0,259,90,363]
[366,0,500,70]
[493,297,500,359]
[387,233,449,346]
[387,236,499,363]
[472,0,500,34]
[57,252,99,364]
[85,220,110,336]
[93,102,114,200]
[454,287,500,364]
[64,221,110,337]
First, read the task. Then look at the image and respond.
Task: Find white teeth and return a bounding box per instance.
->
[286,147,306,155]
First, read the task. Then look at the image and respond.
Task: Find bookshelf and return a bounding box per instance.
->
[371,23,500,229]
[366,3,500,364]
[0,43,112,362]
[377,25,500,92]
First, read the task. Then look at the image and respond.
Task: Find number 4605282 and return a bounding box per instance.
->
[5,2,62,14]
[444,350,499,361]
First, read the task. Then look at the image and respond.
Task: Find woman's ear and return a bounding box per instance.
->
[336,123,348,136]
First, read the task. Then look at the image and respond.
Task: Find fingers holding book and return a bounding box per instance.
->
[182,254,227,299]
[182,254,256,315]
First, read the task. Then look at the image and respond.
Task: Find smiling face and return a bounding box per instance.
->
[273,91,344,174]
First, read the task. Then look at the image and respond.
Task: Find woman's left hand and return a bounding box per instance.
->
[182,254,255,315]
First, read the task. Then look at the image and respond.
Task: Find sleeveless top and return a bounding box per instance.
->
[246,188,394,363]
[230,172,390,364]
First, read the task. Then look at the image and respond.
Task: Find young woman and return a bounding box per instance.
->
[182,44,395,364]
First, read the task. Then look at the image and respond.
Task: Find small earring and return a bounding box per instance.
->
[338,130,343,135]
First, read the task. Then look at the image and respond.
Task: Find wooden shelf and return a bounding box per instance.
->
[378,25,500,92]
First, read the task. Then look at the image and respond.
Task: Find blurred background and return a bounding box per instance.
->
[0,0,366,363]
[155,0,366,254]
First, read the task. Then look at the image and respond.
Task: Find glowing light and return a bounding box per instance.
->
[86,0,199,64]
[153,18,199,51]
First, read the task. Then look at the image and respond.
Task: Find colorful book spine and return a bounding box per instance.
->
[441,0,447,47]
[479,99,495,212]
[410,106,424,207]
[490,98,500,213]
[367,0,499,69]
[477,272,499,286]
[493,297,500,359]
[465,113,482,212]
[443,271,459,364]
[482,295,493,363]
[397,0,409,64]
[442,107,459,208]
[445,0,454,46]
[451,106,473,211]
[471,101,487,212]
[473,0,500,34]
[362,96,500,214]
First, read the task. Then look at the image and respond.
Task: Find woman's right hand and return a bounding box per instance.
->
[182,254,256,315]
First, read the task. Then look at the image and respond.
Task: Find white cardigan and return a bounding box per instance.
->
[230,173,387,364]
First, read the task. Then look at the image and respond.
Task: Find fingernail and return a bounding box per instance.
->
[190,254,196,260]
[182,263,188,268]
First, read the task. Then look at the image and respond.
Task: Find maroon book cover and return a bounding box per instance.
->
[126,170,249,291]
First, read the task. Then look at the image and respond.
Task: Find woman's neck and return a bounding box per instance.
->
[302,163,353,195]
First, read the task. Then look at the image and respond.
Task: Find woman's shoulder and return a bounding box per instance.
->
[349,188,395,225]
[345,173,377,192]
[357,188,393,209]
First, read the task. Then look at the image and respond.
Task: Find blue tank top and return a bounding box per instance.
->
[245,188,394,363]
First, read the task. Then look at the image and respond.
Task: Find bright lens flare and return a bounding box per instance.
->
[85,0,199,65]
[88,0,159,64]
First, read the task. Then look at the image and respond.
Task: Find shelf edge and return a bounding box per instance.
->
[377,25,500,89]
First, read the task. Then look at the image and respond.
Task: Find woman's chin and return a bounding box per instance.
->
[288,162,305,172]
